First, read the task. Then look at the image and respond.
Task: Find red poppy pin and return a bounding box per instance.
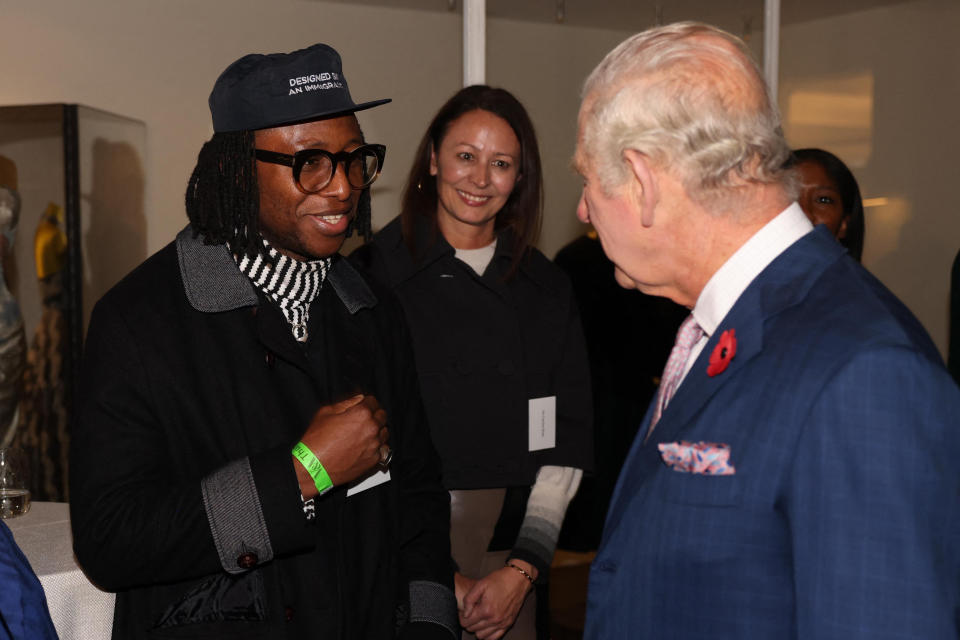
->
[706,329,737,377]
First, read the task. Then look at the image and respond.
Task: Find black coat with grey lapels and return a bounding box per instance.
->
[70,226,457,640]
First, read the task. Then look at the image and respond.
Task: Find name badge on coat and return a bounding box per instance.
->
[528,396,556,451]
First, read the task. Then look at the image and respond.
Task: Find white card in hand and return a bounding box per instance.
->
[528,396,556,451]
[346,469,391,497]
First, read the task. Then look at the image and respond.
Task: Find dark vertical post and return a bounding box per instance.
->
[62,104,82,448]
[950,248,960,384]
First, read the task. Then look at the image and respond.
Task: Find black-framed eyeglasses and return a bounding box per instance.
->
[254,143,386,193]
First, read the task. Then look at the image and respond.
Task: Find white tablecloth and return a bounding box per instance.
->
[6,501,115,640]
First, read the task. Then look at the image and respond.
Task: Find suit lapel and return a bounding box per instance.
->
[600,399,657,542]
[320,286,376,400]
[599,306,764,539]
[647,295,765,447]
[600,228,845,542]
[255,298,312,373]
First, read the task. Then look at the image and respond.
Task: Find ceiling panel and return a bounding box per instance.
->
[311,0,914,31]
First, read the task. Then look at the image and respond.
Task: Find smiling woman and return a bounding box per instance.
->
[430,109,521,249]
[351,85,593,640]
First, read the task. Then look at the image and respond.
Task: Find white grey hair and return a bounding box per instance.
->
[580,22,797,210]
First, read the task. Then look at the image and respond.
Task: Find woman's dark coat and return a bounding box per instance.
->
[70,227,456,639]
[350,217,593,491]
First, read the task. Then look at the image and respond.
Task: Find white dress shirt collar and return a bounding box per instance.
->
[692,202,814,339]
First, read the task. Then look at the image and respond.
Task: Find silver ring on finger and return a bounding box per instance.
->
[378,444,393,468]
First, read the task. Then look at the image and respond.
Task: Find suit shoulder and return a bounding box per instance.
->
[519,246,575,298]
[339,255,407,325]
[348,217,407,287]
[95,241,180,312]
[829,259,936,356]
[84,241,184,352]
[777,256,942,370]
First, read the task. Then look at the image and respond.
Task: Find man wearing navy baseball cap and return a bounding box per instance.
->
[70,44,458,639]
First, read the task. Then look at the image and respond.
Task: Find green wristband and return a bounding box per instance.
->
[292,442,333,495]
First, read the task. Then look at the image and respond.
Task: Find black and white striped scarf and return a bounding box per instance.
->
[234,241,331,342]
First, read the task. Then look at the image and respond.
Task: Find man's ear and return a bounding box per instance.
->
[623,149,658,228]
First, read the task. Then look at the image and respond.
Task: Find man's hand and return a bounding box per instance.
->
[294,395,388,496]
[459,561,536,640]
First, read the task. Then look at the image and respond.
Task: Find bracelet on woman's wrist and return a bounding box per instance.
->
[505,561,535,585]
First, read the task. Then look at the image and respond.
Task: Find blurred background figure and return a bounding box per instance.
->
[353,85,593,640]
[11,203,69,501]
[791,147,865,262]
[0,156,26,451]
[553,231,684,552]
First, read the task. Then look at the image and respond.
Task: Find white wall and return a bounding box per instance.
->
[1,0,955,354]
[0,1,630,264]
[780,0,959,356]
[0,0,453,258]
[486,18,633,258]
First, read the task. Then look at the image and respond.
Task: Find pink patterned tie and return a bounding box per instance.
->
[648,314,704,436]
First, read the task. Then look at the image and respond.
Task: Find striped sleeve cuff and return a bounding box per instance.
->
[510,465,583,580]
[408,580,459,639]
[201,457,275,574]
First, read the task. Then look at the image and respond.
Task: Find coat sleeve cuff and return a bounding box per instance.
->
[201,457,274,574]
[408,580,459,639]
[510,466,583,581]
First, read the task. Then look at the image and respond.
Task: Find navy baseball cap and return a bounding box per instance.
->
[208,43,391,133]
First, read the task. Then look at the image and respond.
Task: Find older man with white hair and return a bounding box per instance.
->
[574,22,960,639]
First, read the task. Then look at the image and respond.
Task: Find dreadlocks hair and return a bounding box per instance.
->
[351,188,372,241]
[185,130,261,258]
[185,129,374,258]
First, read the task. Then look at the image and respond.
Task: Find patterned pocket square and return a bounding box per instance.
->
[658,441,736,475]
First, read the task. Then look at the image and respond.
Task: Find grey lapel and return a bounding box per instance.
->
[175,225,377,314]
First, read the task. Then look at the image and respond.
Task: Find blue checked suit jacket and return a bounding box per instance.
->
[584,226,960,639]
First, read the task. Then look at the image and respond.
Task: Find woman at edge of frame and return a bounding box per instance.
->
[351,85,593,640]
[790,147,866,263]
